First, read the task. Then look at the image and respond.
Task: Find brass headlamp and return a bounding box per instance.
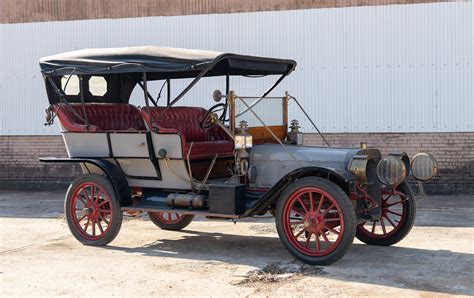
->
[349,155,376,186]
[376,155,407,186]
[411,153,438,181]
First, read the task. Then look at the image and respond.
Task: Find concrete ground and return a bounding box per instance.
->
[0,190,473,297]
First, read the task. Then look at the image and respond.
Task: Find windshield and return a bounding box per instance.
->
[235,96,286,128]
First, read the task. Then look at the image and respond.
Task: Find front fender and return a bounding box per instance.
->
[241,166,356,218]
[39,157,132,206]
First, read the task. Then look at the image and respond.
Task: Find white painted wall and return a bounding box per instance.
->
[0,2,472,135]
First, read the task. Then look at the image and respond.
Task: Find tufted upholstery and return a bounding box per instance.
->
[141,106,234,160]
[53,103,146,132]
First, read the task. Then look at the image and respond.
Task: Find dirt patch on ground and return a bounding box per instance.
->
[237,262,325,285]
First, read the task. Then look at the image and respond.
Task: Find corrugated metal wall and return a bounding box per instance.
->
[0,2,472,135]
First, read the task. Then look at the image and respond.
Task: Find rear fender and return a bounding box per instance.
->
[241,166,356,218]
[39,157,132,206]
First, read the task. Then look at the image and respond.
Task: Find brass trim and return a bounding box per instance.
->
[228,90,236,135]
[349,155,376,186]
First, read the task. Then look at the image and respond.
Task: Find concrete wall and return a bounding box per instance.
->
[1,0,448,23]
[0,136,81,190]
[1,133,472,194]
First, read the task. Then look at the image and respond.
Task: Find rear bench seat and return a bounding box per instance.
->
[53,103,146,132]
[141,107,234,160]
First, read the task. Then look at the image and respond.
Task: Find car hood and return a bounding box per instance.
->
[249,144,381,188]
[251,144,362,169]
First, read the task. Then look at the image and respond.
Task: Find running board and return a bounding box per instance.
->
[122,204,240,219]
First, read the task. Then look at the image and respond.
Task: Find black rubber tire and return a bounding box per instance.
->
[355,182,416,246]
[65,174,123,246]
[275,177,356,265]
[148,212,195,231]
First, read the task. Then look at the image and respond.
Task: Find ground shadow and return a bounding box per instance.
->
[106,229,473,295]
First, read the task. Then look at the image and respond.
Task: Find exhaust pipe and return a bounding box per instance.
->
[166,193,207,210]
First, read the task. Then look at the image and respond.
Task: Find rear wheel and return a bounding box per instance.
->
[148,212,194,231]
[65,174,122,246]
[356,182,416,246]
[275,177,356,265]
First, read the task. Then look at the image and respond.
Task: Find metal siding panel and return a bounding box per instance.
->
[0,2,471,135]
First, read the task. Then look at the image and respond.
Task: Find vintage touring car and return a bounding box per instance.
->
[39,46,437,265]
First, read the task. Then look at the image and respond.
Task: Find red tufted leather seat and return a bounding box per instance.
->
[141,107,234,160]
[53,103,146,132]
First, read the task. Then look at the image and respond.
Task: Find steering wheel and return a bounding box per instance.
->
[200,103,227,129]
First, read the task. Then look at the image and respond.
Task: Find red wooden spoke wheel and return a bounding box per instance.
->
[65,174,122,246]
[283,187,344,257]
[148,212,194,231]
[356,182,416,246]
[70,182,112,240]
[276,177,356,265]
[150,212,185,224]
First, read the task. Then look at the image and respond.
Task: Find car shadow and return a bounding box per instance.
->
[106,229,473,295]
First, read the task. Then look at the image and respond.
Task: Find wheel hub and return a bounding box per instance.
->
[304,213,324,234]
[82,200,100,219]
[80,207,93,217]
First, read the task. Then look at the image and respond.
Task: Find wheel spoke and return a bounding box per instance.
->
[90,186,96,201]
[386,200,404,207]
[76,214,87,222]
[294,227,305,238]
[78,189,88,205]
[297,197,308,213]
[371,220,376,233]
[92,220,96,236]
[98,200,109,207]
[99,214,109,225]
[99,209,111,214]
[325,217,340,222]
[305,233,312,248]
[380,218,387,234]
[78,197,87,206]
[387,209,403,217]
[321,232,332,247]
[321,203,335,216]
[97,221,104,234]
[384,215,397,228]
[317,195,325,213]
[96,189,103,201]
[84,218,91,232]
[309,192,315,211]
[290,208,305,218]
[290,220,304,225]
[324,225,340,235]
[315,234,321,252]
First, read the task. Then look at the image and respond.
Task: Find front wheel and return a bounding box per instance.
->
[65,174,123,246]
[356,182,416,246]
[275,177,356,265]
